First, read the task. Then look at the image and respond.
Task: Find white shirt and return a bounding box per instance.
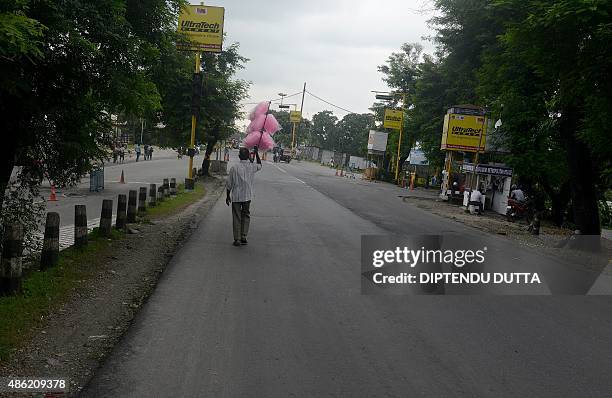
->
[226,160,262,202]
[470,189,483,203]
[511,189,525,202]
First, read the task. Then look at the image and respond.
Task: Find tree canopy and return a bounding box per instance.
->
[374,0,612,233]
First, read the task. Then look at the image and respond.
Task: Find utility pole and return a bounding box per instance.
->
[293,82,306,154]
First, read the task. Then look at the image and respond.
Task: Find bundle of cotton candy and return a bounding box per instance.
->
[248,101,270,121]
[247,113,281,136]
[244,130,275,151]
[243,100,282,151]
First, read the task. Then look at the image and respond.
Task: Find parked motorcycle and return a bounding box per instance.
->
[506,197,532,223]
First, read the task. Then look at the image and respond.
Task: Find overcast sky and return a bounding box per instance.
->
[189,0,436,124]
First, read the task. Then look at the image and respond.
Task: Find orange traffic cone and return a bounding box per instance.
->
[49,184,58,201]
[120,170,125,184]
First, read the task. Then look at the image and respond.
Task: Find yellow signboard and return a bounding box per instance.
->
[290,110,302,123]
[441,113,487,152]
[177,5,225,52]
[383,109,403,130]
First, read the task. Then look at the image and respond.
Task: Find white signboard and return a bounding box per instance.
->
[367,130,388,154]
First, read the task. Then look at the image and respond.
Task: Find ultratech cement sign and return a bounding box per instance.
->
[441,113,487,152]
[177,5,225,52]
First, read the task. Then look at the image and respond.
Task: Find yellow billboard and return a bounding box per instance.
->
[441,113,487,152]
[383,109,403,129]
[290,110,302,123]
[177,5,225,52]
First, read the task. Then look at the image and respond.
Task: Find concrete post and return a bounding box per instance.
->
[0,223,24,295]
[116,194,127,230]
[185,178,194,191]
[99,199,113,236]
[162,178,169,198]
[74,205,88,247]
[40,212,60,270]
[127,190,137,223]
[149,184,157,207]
[138,187,147,213]
[170,178,177,196]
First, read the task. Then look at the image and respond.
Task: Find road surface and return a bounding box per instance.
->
[41,148,200,228]
[82,157,612,397]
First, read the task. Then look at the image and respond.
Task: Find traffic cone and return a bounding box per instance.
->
[48,184,58,201]
[120,170,125,184]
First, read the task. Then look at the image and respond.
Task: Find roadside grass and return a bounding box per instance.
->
[143,181,206,220]
[0,180,206,361]
[0,229,122,361]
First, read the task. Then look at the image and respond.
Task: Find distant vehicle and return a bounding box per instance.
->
[280,149,292,163]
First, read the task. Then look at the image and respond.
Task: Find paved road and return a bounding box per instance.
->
[82,158,612,397]
[40,148,202,229]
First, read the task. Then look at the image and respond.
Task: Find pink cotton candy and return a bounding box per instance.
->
[243,131,275,151]
[247,114,281,135]
[258,132,275,151]
[248,101,271,120]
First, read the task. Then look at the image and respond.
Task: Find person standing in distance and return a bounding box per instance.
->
[226,146,262,246]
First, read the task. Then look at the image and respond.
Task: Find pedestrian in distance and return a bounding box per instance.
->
[148,146,154,160]
[135,143,141,162]
[226,146,262,246]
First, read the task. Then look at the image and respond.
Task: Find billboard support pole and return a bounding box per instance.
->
[188,52,201,182]
[465,114,487,210]
[394,93,407,183]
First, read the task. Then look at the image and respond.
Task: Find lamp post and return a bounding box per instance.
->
[278,93,287,107]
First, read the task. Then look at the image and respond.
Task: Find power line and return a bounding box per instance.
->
[240,91,303,106]
[305,90,357,114]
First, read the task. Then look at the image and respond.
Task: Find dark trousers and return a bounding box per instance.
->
[232,201,251,241]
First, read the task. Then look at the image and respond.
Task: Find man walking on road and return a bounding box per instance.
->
[226,146,262,246]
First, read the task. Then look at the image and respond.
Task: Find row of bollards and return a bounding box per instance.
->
[0,176,184,296]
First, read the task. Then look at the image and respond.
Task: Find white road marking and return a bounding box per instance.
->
[274,165,310,187]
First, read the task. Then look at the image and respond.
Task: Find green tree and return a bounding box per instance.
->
[336,113,375,156]
[309,111,338,150]
[482,0,612,233]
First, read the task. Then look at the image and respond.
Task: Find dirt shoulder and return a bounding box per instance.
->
[0,177,225,397]
[400,191,612,271]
